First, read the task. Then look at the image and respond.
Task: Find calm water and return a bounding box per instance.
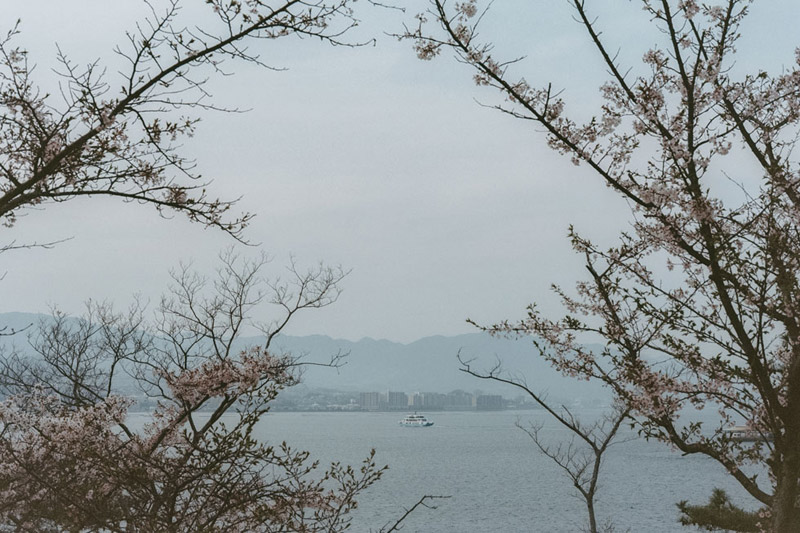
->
[251,410,763,533]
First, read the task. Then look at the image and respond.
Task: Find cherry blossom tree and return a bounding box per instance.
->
[0,251,384,532]
[0,0,366,241]
[407,0,800,531]
[0,2,396,531]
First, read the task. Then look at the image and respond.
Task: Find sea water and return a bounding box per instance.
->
[252,410,764,532]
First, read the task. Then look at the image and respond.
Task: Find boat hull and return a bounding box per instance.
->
[399,413,434,427]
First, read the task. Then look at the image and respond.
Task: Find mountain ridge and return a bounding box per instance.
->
[0,312,610,402]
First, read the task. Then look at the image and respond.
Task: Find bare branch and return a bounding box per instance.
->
[378,495,450,533]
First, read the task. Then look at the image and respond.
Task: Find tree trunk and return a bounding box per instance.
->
[773,361,800,533]
[772,459,799,532]
[772,423,800,532]
[586,499,597,533]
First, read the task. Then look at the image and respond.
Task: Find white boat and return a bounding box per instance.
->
[399,412,434,427]
[723,425,772,443]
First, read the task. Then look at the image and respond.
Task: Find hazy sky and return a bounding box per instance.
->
[1,1,796,342]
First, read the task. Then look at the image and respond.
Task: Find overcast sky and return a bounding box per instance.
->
[1,1,796,342]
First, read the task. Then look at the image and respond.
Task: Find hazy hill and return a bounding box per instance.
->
[0,312,43,336]
[0,312,610,404]
[264,332,607,401]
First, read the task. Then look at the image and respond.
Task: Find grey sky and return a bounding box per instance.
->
[1,1,796,342]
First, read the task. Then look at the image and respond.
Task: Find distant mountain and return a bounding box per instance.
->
[0,312,610,404]
[263,332,609,402]
[0,312,43,336]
